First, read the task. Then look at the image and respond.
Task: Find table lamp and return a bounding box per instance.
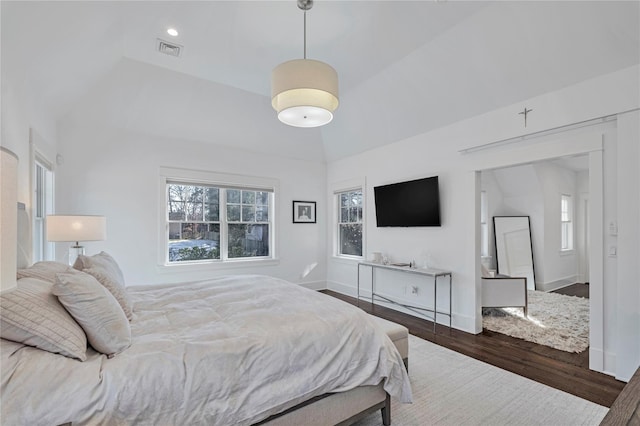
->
[46,215,106,265]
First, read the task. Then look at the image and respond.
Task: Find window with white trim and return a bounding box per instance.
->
[33,157,54,262]
[561,194,573,251]
[162,169,276,264]
[337,189,363,257]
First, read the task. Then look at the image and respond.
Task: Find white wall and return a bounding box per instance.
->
[1,20,58,290]
[480,170,504,270]
[537,162,579,290]
[490,164,545,284]
[52,59,328,288]
[615,110,640,381]
[54,121,327,288]
[326,65,639,379]
[576,170,590,284]
[481,162,583,291]
[0,55,58,204]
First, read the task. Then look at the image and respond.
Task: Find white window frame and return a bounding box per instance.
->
[331,178,366,261]
[561,193,574,252]
[32,152,54,262]
[158,167,279,270]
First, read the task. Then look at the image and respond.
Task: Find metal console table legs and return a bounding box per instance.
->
[357,261,452,333]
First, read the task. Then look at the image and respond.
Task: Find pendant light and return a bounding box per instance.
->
[271,0,339,128]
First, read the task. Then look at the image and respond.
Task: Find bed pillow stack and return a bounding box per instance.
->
[16,260,75,282]
[1,253,133,361]
[73,251,134,321]
[53,272,130,356]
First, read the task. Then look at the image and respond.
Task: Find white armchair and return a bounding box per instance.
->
[481,275,528,316]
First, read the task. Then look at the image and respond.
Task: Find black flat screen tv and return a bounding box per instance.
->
[374,176,441,227]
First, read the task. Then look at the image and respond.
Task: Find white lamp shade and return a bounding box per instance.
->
[271,59,339,127]
[46,215,106,242]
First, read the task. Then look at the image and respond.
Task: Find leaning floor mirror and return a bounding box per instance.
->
[493,216,536,290]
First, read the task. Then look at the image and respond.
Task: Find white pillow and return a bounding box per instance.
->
[0,277,87,361]
[73,251,124,282]
[73,252,134,321]
[17,261,78,283]
[54,272,131,356]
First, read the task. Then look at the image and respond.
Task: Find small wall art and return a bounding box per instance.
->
[292,201,316,223]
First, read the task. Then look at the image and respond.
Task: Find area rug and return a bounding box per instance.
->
[354,335,607,426]
[482,290,589,353]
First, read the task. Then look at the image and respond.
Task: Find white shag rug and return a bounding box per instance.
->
[482,290,589,353]
[354,335,607,426]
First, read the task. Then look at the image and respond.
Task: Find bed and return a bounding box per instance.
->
[0,255,412,425]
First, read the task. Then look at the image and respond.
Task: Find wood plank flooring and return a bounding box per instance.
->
[553,282,590,298]
[601,367,640,425]
[321,289,625,408]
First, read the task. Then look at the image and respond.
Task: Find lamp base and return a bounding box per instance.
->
[68,245,85,266]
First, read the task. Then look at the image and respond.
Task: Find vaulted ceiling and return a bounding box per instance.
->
[2,1,639,162]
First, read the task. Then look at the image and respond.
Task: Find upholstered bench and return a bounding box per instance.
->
[370,315,409,371]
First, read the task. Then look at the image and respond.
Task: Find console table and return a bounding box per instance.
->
[357,261,452,333]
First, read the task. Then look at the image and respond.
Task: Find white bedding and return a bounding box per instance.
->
[1,275,411,425]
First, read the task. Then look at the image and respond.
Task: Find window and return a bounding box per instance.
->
[561,194,573,251]
[33,157,54,262]
[337,189,363,257]
[161,168,276,265]
[480,191,489,257]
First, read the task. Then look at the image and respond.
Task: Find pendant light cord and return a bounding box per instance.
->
[298,0,312,59]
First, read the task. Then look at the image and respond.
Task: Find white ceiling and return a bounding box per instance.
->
[2,1,639,162]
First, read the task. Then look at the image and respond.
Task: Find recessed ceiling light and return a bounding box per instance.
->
[167,28,178,37]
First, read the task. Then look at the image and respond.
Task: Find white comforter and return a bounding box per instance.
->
[1,275,411,425]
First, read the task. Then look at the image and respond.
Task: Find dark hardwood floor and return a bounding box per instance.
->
[321,289,625,408]
[553,282,590,298]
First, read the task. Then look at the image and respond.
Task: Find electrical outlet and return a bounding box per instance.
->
[411,286,419,295]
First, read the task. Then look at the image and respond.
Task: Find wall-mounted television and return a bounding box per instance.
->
[374,176,441,227]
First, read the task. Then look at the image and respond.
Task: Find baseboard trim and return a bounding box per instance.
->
[590,347,616,377]
[590,347,604,372]
[300,280,327,291]
[538,276,578,292]
[326,280,475,334]
[605,350,617,379]
[327,280,357,297]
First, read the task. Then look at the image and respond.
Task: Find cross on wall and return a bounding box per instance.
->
[519,107,533,127]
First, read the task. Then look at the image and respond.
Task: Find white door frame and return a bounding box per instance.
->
[473,126,609,373]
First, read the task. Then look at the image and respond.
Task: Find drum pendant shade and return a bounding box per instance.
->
[271,59,339,128]
[271,0,339,128]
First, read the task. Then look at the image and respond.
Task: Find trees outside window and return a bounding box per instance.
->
[167,183,272,263]
[337,190,363,257]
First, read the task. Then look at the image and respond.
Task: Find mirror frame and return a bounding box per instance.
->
[493,215,536,290]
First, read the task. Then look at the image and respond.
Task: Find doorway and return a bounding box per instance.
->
[479,155,591,358]
[472,124,609,373]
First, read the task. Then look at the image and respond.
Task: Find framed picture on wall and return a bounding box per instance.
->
[293,201,316,223]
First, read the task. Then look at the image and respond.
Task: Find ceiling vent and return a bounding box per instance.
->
[157,39,182,57]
